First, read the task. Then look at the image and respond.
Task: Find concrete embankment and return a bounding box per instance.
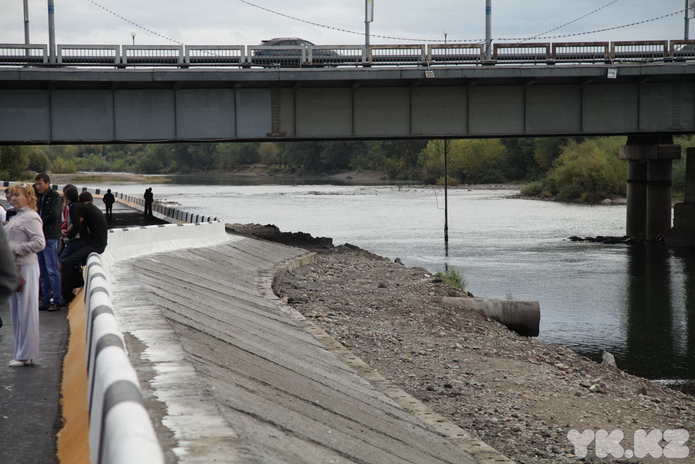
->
[97,225,512,463]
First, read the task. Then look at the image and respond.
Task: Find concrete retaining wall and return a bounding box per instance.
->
[78,221,230,462]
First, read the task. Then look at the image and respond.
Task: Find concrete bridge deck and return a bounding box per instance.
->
[0,196,511,463]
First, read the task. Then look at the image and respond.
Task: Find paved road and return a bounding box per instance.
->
[109,234,510,463]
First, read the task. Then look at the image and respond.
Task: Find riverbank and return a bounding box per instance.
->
[230,224,695,464]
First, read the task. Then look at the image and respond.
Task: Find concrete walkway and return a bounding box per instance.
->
[0,198,165,464]
[108,233,512,464]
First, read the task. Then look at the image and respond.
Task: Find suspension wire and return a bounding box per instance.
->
[236,0,445,42]
[501,9,685,42]
[85,0,184,44]
[83,0,684,47]
[517,0,621,43]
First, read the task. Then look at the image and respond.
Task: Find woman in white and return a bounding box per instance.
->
[4,183,45,366]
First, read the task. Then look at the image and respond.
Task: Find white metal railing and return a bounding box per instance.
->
[0,40,694,68]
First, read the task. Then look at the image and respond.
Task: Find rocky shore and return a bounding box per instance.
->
[229,224,695,464]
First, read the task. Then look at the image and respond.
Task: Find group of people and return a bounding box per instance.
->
[1,174,109,367]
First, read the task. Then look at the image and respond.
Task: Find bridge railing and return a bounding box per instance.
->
[611,40,669,62]
[185,45,246,66]
[428,44,485,64]
[57,44,120,66]
[493,43,551,63]
[552,42,610,63]
[2,40,695,68]
[0,43,48,65]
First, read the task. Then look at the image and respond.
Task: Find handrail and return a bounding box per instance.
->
[1,40,695,68]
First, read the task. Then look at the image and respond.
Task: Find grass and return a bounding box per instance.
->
[434,268,467,290]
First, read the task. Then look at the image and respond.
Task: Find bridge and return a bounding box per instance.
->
[1,39,695,243]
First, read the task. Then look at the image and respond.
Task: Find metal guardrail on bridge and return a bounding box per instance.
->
[1,40,695,69]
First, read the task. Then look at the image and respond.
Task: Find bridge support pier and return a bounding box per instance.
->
[619,136,681,240]
[666,147,695,247]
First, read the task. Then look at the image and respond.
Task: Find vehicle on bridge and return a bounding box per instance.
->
[252,37,341,67]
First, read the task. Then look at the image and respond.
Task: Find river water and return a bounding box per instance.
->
[107,178,695,391]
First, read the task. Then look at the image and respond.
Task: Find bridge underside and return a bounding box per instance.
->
[0,64,694,144]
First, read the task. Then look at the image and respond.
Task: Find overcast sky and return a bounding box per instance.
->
[0,0,691,47]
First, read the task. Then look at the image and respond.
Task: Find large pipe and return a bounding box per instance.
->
[442,297,541,337]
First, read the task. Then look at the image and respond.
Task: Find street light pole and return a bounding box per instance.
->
[47,0,56,64]
[23,0,30,44]
[485,0,492,60]
[365,0,374,49]
[686,0,691,40]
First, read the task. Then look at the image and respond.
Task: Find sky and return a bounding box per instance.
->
[0,0,692,47]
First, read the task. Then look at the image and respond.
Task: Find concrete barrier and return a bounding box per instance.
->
[78,222,231,463]
[84,254,164,464]
[442,297,541,337]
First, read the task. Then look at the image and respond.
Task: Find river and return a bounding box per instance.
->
[105,177,695,392]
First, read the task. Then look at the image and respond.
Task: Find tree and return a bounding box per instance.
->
[547,137,626,202]
[0,146,29,180]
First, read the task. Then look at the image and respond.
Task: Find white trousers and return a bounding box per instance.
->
[9,262,40,361]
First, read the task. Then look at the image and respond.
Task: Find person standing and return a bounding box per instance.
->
[34,173,63,311]
[102,189,115,222]
[143,188,153,217]
[4,183,45,366]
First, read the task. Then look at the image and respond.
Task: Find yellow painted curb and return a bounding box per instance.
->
[56,290,90,464]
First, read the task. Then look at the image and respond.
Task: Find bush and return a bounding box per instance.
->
[434,268,467,290]
[522,137,626,203]
[51,157,77,174]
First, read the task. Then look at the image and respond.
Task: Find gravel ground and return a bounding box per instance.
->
[230,223,695,464]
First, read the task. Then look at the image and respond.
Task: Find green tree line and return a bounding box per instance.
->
[0,136,691,203]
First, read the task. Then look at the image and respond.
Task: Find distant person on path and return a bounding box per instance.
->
[34,173,63,311]
[4,183,45,366]
[0,224,18,329]
[144,188,153,217]
[102,189,115,222]
[59,192,108,271]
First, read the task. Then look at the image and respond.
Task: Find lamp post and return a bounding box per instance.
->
[23,0,30,44]
[444,31,448,45]
[47,0,56,64]
[365,0,374,49]
[687,0,693,40]
[131,31,136,45]
[485,0,492,60]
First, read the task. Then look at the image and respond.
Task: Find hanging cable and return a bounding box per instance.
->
[83,0,684,47]
[518,0,621,43]
[502,9,685,42]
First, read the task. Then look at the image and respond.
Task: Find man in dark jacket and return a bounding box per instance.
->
[34,173,63,311]
[102,189,115,222]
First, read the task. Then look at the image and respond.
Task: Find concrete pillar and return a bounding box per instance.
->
[646,160,674,239]
[666,147,695,247]
[619,136,681,240]
[626,160,647,239]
